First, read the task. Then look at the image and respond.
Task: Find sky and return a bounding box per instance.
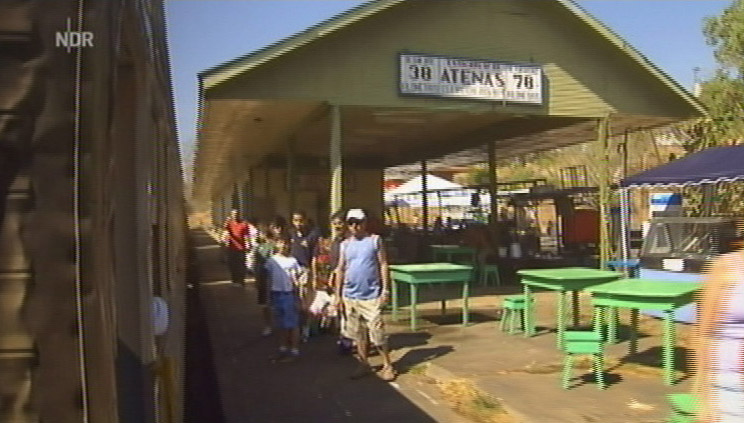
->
[165,0,733,163]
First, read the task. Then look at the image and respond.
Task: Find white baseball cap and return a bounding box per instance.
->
[346,208,366,220]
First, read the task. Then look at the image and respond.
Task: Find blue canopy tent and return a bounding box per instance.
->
[618,145,744,322]
[621,145,744,188]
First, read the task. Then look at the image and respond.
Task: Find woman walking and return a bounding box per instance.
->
[694,246,744,422]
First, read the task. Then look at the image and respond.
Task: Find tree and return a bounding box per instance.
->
[678,0,744,216]
[683,71,744,151]
[687,0,744,152]
[704,0,744,74]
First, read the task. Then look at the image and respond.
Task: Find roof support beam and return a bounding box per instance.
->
[330,105,343,215]
[392,116,589,167]
[287,137,297,215]
[487,139,499,236]
[263,154,383,169]
[597,113,612,270]
[421,159,428,237]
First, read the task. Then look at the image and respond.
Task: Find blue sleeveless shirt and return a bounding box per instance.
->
[341,234,381,300]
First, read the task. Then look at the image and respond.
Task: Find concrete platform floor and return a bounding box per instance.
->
[190,229,691,422]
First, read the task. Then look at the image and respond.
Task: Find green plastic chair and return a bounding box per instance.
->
[561,330,605,390]
[500,295,533,334]
[480,264,501,286]
[666,393,701,423]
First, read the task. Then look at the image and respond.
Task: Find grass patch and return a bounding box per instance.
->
[437,379,516,423]
[407,363,429,375]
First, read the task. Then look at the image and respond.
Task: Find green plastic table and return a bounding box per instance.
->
[585,279,701,386]
[429,245,477,264]
[518,267,623,348]
[390,263,473,331]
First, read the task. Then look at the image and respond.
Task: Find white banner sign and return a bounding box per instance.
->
[399,53,543,104]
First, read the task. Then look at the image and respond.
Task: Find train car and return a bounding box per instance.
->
[0,1,187,422]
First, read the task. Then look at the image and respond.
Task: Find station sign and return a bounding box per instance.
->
[399,53,543,104]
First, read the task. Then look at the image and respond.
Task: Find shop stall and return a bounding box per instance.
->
[619,145,744,322]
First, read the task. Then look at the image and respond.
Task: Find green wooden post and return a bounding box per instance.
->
[607,307,618,344]
[410,283,418,331]
[562,355,573,389]
[557,290,566,348]
[663,310,675,385]
[392,277,398,322]
[595,353,606,389]
[524,284,534,337]
[509,307,518,334]
[572,290,580,328]
[597,114,612,270]
[593,306,605,339]
[462,277,470,327]
[629,308,639,354]
[330,105,343,215]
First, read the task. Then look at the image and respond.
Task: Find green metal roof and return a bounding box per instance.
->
[198,0,706,117]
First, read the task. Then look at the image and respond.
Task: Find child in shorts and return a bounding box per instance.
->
[265,237,302,362]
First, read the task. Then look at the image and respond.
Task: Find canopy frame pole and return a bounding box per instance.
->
[330,105,343,215]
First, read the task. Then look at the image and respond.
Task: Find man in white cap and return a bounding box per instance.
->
[335,208,396,381]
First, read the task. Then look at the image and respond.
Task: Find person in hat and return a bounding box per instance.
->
[335,208,396,381]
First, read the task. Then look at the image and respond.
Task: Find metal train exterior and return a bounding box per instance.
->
[0,1,188,421]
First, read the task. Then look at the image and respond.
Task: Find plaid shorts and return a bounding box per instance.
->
[341,296,386,347]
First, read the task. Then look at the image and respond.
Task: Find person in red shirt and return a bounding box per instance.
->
[223,209,252,285]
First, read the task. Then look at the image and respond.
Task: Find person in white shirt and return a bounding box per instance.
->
[265,237,302,362]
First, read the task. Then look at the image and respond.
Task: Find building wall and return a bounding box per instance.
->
[218,167,383,229]
[208,0,695,119]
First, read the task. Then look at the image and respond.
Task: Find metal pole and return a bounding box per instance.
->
[330,105,343,215]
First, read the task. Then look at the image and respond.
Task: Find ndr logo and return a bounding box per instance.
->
[55,18,94,52]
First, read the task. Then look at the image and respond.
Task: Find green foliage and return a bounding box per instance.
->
[682,71,744,151]
[703,0,744,74]
[677,0,744,216]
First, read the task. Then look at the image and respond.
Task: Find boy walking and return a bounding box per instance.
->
[290,210,320,341]
[265,237,302,362]
[336,209,396,381]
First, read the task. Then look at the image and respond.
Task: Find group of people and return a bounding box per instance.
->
[222,208,396,381]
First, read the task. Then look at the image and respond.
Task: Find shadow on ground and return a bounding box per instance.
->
[186,229,459,423]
